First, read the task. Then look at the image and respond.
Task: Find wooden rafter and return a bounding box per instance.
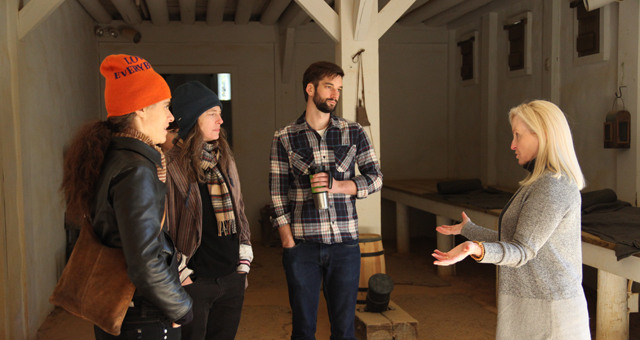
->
[77,0,112,23]
[111,0,142,25]
[207,0,226,26]
[278,2,308,34]
[235,0,254,25]
[179,0,197,25]
[398,0,465,26]
[378,0,416,39]
[261,0,291,25]
[424,0,494,27]
[146,0,169,25]
[295,0,339,42]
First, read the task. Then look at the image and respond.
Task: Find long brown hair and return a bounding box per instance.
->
[61,114,136,224]
[177,121,233,183]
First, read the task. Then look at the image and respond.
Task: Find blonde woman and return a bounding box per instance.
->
[434,100,590,339]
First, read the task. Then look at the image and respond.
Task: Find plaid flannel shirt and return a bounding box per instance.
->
[269,113,383,244]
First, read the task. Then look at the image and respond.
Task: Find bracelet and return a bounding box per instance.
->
[469,241,485,261]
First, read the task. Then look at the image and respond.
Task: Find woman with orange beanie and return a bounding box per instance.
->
[61,54,193,339]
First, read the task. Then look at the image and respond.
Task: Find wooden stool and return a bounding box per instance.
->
[354,301,418,340]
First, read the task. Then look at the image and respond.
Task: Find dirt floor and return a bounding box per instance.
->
[36,237,639,339]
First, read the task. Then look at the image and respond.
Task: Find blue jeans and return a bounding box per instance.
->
[282,239,361,340]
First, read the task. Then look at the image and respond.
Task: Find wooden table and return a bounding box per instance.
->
[382,179,640,339]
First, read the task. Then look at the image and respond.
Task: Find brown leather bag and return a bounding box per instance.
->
[49,219,135,336]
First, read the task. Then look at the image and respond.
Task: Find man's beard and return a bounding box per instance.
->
[313,92,337,114]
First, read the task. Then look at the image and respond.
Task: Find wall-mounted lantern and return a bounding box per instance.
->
[604,87,631,149]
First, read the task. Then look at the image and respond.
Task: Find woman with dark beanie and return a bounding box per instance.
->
[166,81,253,340]
[61,54,193,339]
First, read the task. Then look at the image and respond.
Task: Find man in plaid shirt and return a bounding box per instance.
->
[269,61,383,340]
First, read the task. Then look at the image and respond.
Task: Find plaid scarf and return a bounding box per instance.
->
[201,142,237,236]
[113,128,166,183]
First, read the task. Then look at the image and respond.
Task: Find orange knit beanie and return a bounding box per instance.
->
[100,54,171,117]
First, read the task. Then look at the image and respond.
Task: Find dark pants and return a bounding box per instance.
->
[94,299,181,340]
[282,239,361,340]
[181,271,246,340]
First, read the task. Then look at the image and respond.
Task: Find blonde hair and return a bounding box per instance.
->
[509,100,585,189]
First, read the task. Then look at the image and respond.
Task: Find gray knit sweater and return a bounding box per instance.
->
[462,171,590,339]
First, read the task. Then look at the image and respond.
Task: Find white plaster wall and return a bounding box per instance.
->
[493,0,545,188]
[449,0,620,192]
[560,3,618,191]
[450,22,483,181]
[379,42,448,179]
[17,1,100,337]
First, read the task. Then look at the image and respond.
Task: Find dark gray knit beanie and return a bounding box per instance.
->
[172,81,223,139]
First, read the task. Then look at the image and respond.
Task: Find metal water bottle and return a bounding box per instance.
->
[309,167,332,210]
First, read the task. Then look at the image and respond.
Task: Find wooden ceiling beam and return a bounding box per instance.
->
[207,0,226,26]
[278,2,308,34]
[424,0,495,27]
[145,0,169,25]
[294,0,339,42]
[378,0,417,39]
[179,0,197,24]
[111,0,142,25]
[235,0,254,25]
[398,0,465,26]
[77,0,112,23]
[260,0,291,25]
[446,0,512,29]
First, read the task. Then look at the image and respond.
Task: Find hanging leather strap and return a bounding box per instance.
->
[353,49,366,109]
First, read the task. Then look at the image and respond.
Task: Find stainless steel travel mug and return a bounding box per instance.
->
[309,167,332,210]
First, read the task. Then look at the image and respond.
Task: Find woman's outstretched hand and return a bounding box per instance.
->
[435,211,470,236]
[433,241,480,266]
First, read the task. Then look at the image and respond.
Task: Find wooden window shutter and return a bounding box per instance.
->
[457,37,474,81]
[504,19,526,71]
[571,1,600,57]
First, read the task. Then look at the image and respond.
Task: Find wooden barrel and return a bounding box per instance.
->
[357,234,385,304]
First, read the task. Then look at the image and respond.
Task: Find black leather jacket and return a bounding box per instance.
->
[91,137,192,322]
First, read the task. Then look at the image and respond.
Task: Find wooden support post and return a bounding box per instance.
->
[396,203,409,253]
[435,215,455,277]
[281,27,295,84]
[1,1,28,338]
[353,0,375,41]
[596,270,629,340]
